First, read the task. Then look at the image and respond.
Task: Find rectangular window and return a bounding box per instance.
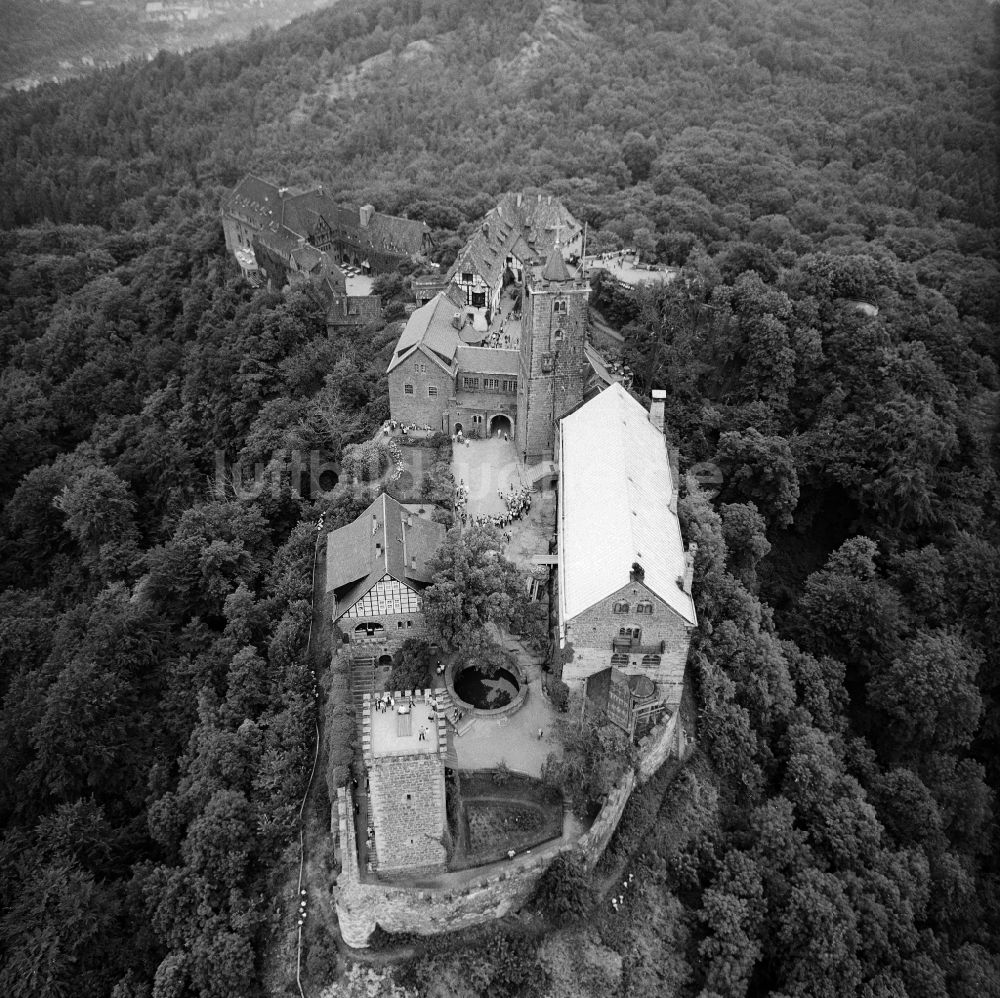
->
[406,620,413,627]
[502,379,517,393]
[484,378,500,391]
[471,291,486,308]
[461,272,473,283]
[427,386,438,397]
[463,377,479,390]
[404,384,414,395]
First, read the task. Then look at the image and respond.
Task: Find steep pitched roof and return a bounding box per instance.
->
[224,174,283,227]
[541,246,572,282]
[446,192,581,290]
[455,346,520,376]
[325,493,445,616]
[367,212,430,256]
[387,289,464,374]
[584,342,616,388]
[558,382,696,627]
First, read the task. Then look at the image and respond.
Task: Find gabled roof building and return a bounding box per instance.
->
[557,383,697,710]
[222,174,432,279]
[326,493,445,659]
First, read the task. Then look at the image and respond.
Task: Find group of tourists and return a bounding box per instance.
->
[455,480,532,540]
[454,480,469,515]
[502,484,532,520]
[485,325,518,350]
[383,419,432,437]
[610,872,635,912]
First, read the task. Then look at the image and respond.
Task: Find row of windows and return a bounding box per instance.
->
[611,653,662,667]
[462,376,518,393]
[613,600,654,614]
[404,385,438,397]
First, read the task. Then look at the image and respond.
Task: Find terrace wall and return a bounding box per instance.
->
[333,706,685,946]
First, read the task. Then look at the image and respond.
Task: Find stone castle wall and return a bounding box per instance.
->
[333,707,685,946]
[562,583,693,708]
[388,353,450,429]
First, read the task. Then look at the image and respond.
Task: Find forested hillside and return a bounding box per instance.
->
[0,0,998,996]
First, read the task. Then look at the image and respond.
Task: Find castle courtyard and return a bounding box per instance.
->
[446,633,561,778]
[451,435,556,571]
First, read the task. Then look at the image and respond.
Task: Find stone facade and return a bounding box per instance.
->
[387,350,451,428]
[367,753,447,873]
[562,580,695,708]
[336,609,428,657]
[515,267,590,462]
[333,709,687,947]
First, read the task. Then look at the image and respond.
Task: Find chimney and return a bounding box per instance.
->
[359,204,374,228]
[372,514,378,536]
[547,194,552,205]
[537,193,541,203]
[517,192,523,207]
[375,541,382,556]
[682,543,698,594]
[411,556,417,570]
[482,222,489,238]
[649,388,666,435]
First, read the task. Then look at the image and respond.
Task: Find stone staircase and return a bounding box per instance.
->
[433,684,477,738]
[350,655,376,740]
[348,655,377,871]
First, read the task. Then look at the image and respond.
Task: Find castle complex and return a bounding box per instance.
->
[220,174,432,305]
[322,191,697,936]
[387,192,616,463]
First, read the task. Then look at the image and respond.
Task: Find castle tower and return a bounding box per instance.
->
[362,691,448,875]
[515,245,590,463]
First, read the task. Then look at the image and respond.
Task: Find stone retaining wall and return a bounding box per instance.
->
[445,660,528,719]
[333,704,685,946]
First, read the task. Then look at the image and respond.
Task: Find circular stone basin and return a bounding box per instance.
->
[454,666,520,710]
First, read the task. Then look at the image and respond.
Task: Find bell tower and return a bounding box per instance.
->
[515,243,590,463]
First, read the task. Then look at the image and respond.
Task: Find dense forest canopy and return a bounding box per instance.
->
[0,0,998,995]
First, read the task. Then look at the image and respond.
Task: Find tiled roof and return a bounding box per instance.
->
[387,289,464,374]
[541,246,572,282]
[446,192,581,290]
[326,493,445,616]
[367,212,430,256]
[455,346,520,376]
[224,174,284,228]
[558,382,696,627]
[584,342,616,387]
[225,176,429,260]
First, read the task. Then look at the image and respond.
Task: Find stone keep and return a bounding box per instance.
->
[515,250,590,463]
[368,753,447,873]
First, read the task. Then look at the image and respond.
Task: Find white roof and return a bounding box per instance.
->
[558,382,696,626]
